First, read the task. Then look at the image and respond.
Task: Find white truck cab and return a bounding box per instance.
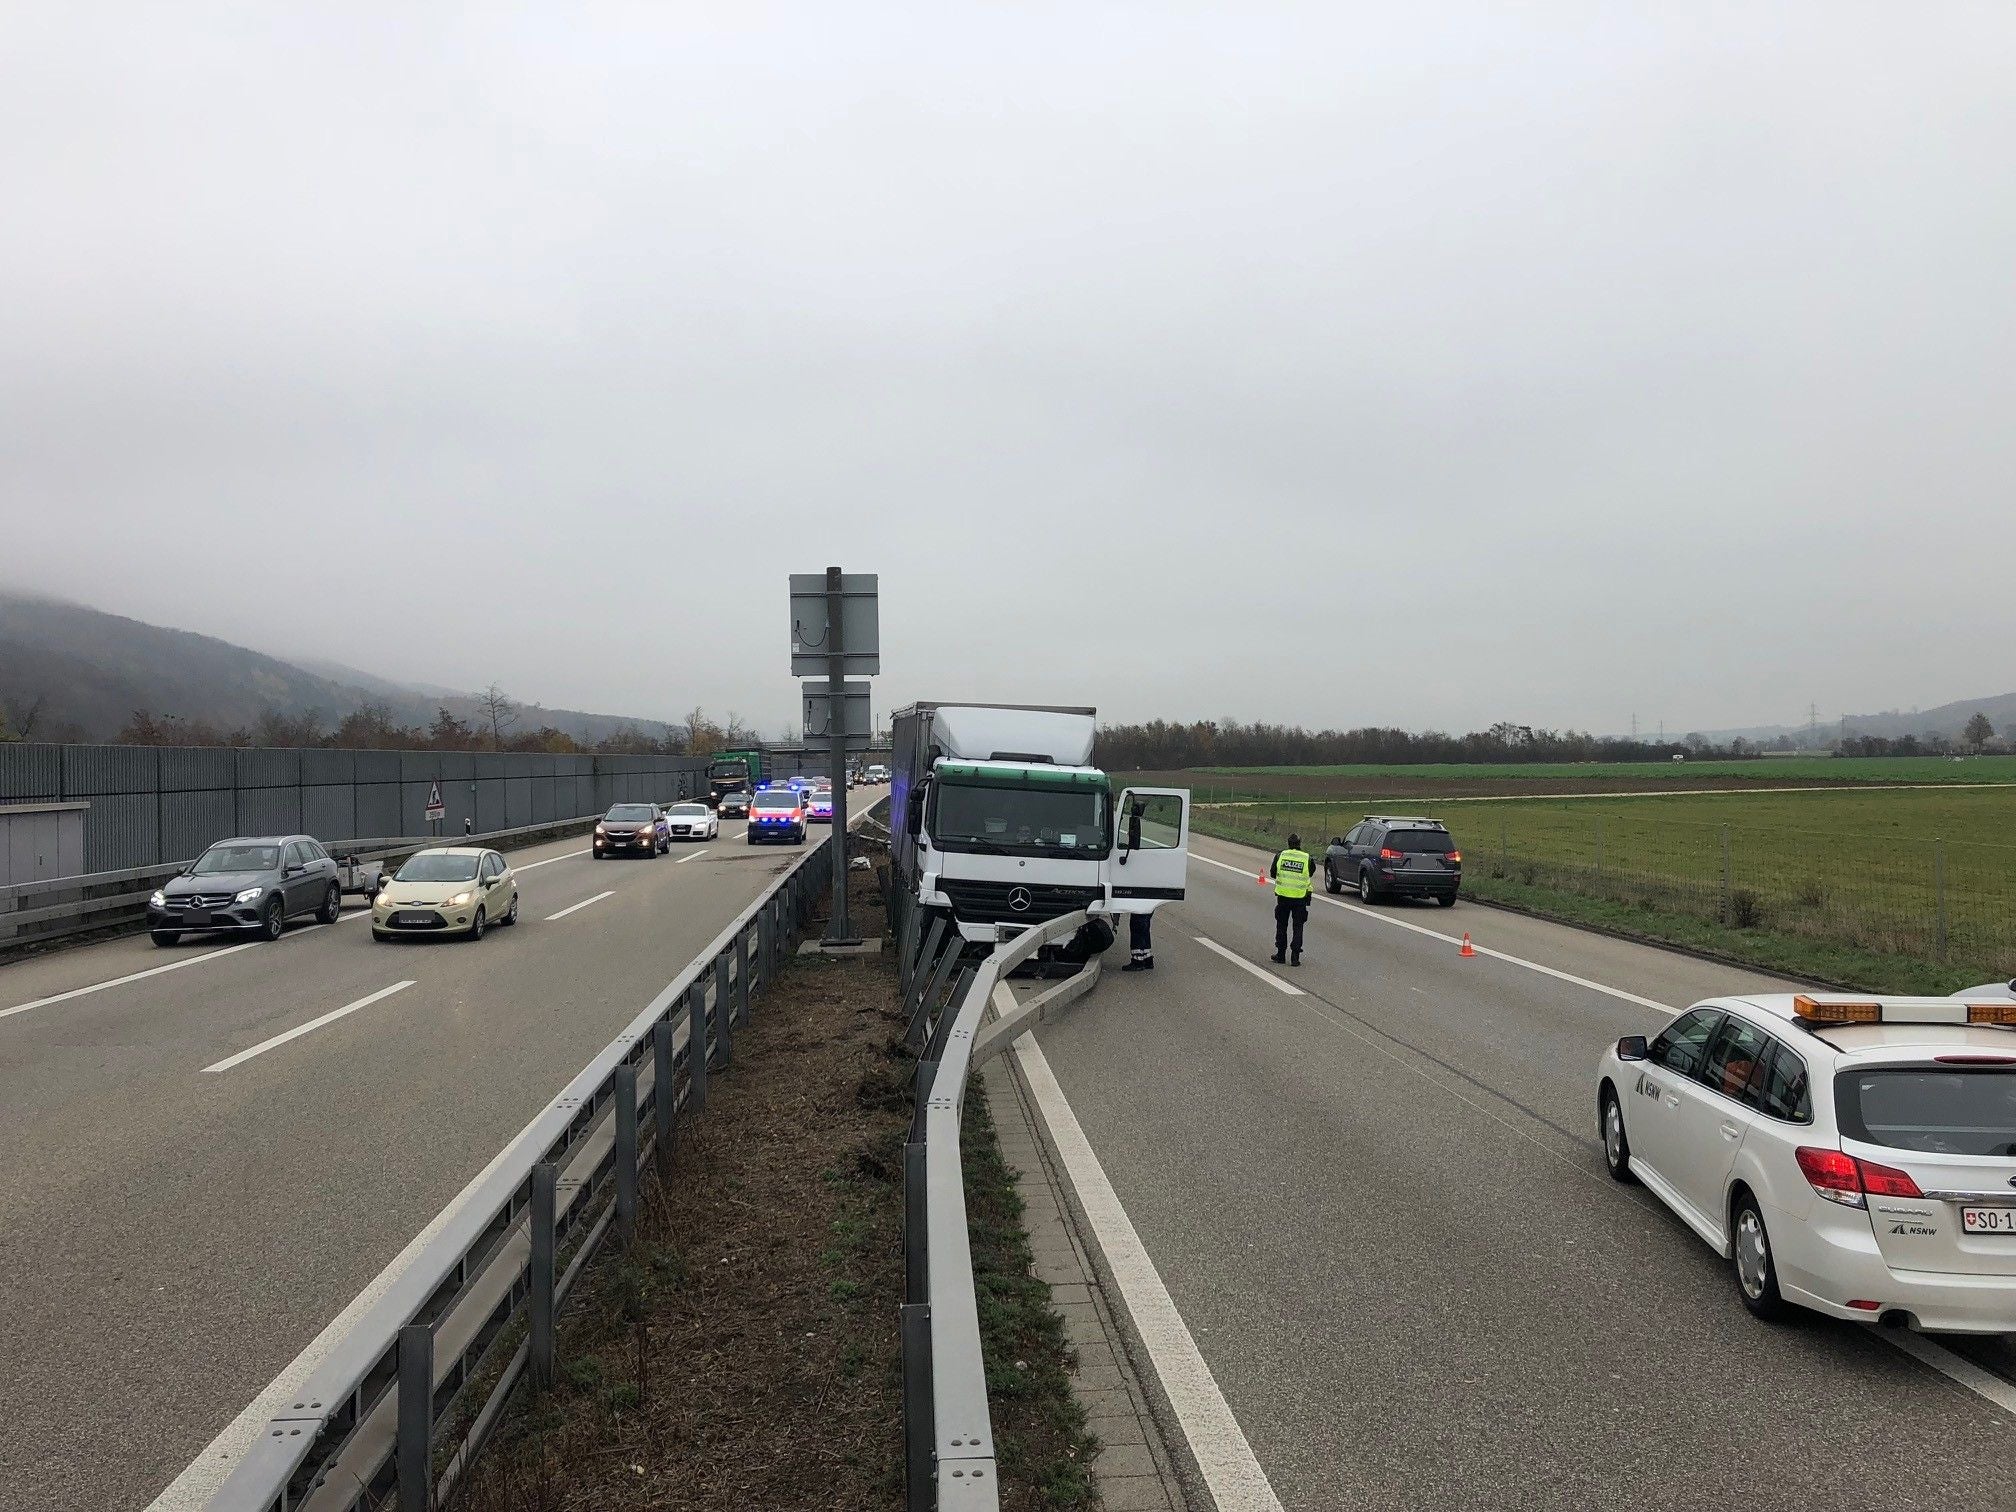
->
[890,703,1188,945]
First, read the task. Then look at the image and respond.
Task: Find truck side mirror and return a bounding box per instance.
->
[906,789,926,832]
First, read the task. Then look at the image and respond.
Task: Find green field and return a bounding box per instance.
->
[1191,755,2016,787]
[1193,785,2016,993]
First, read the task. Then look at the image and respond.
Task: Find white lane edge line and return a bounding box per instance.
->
[544,890,615,922]
[1192,851,1672,1014]
[675,847,711,864]
[1191,934,1304,996]
[200,981,415,1074]
[1193,842,2016,1422]
[0,940,263,1022]
[1016,1036,1286,1512]
[513,849,592,873]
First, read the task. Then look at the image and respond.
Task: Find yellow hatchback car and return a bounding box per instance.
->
[372,847,519,941]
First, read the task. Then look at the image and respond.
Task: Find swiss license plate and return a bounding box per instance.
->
[394,911,436,927]
[1961,1207,2016,1235]
[182,911,214,927]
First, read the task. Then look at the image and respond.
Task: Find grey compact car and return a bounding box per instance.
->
[147,834,344,946]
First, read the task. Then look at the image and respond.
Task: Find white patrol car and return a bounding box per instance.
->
[1596,992,2016,1333]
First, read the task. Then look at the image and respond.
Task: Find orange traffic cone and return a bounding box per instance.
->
[1459,932,1476,958]
[1256,873,1268,887]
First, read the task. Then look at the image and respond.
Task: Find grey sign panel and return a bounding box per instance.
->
[802,681,873,746]
[789,572,880,676]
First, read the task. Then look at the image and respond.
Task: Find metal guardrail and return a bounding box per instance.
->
[891,888,1104,1511]
[0,814,606,950]
[205,830,840,1511]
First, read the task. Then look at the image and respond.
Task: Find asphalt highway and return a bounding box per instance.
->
[0,797,882,1512]
[1030,833,2016,1511]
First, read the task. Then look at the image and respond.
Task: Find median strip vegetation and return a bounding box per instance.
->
[456,860,1095,1510]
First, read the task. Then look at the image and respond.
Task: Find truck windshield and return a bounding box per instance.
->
[933,782,1110,857]
[710,761,745,776]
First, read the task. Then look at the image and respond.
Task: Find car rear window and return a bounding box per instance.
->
[1836,1068,2016,1157]
[1385,830,1452,852]
[606,805,655,821]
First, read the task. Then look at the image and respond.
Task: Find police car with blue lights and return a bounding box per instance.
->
[1596,991,2016,1333]
[746,786,808,845]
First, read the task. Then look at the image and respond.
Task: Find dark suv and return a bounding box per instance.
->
[147,834,344,945]
[1325,816,1461,906]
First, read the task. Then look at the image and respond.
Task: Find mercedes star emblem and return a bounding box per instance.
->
[1007,886,1033,913]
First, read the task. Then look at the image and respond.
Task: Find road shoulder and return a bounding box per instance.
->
[980,1058,1193,1511]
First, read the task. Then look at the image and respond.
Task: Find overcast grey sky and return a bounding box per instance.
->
[4,3,2012,738]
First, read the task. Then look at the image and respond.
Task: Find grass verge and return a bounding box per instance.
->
[1192,813,2005,996]
[961,1087,1101,1510]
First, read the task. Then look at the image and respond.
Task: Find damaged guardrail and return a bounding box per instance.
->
[891,890,1105,1511]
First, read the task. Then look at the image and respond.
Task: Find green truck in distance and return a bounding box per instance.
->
[707,747,768,807]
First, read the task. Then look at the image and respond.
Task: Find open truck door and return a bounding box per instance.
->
[1106,787,1189,910]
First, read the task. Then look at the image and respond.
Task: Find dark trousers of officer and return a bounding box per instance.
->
[1273,896,1309,959]
[1128,911,1153,966]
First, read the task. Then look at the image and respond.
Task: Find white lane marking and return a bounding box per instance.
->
[675,847,712,864]
[1192,842,2016,1422]
[0,941,262,1022]
[1883,1329,2016,1415]
[1192,935,1304,996]
[513,849,591,873]
[1192,852,1672,1014]
[200,981,415,1073]
[1016,1037,1286,1512]
[544,890,614,922]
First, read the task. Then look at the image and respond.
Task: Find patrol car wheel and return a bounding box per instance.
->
[1325,864,1342,895]
[1732,1191,1787,1320]
[1600,1089,1637,1184]
[1357,870,1377,904]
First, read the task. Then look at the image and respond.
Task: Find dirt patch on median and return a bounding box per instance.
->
[462,866,908,1512]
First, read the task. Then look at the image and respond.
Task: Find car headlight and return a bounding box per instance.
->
[446,891,474,907]
[149,889,166,907]
[594,823,607,836]
[235,886,264,903]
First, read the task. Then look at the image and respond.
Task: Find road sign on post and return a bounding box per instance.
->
[802,682,872,746]
[789,568,878,945]
[425,779,445,833]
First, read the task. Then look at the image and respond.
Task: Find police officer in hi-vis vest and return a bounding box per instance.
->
[1269,833,1313,966]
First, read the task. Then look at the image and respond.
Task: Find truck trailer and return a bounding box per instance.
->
[889,702,1189,946]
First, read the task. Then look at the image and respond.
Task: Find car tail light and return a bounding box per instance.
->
[1936,1054,2016,1064]
[1379,847,1403,861]
[1444,851,1462,863]
[1795,1147,1924,1208]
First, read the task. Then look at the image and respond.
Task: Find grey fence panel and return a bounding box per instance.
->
[64,744,157,797]
[505,777,532,828]
[530,779,556,825]
[355,783,402,839]
[303,786,357,844]
[401,752,440,781]
[238,786,303,837]
[236,747,301,788]
[355,749,402,783]
[162,790,237,862]
[0,744,63,800]
[302,748,356,784]
[475,778,507,834]
[81,792,160,872]
[159,746,235,791]
[441,751,475,781]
